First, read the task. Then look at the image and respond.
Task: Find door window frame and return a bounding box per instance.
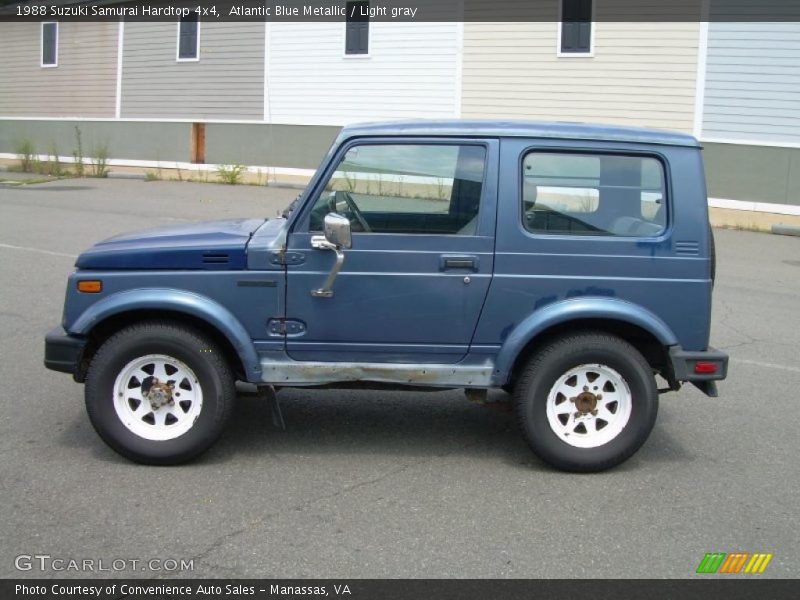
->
[289,137,495,238]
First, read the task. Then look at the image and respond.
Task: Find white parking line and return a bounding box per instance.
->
[0,242,77,259]
[733,358,800,374]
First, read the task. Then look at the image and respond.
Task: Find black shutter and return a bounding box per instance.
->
[346,1,369,55]
[42,22,57,65]
[178,15,198,59]
[561,0,592,53]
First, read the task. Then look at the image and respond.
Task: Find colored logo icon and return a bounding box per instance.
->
[696,552,773,574]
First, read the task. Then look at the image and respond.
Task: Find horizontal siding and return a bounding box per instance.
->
[702,22,800,143]
[121,21,264,120]
[0,22,117,117]
[267,19,459,125]
[462,0,700,132]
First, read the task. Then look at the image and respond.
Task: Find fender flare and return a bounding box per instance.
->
[492,297,678,385]
[68,288,261,380]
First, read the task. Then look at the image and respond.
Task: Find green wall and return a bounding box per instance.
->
[205,123,340,169]
[0,120,189,163]
[703,142,800,206]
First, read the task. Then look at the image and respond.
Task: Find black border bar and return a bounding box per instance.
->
[3,0,800,22]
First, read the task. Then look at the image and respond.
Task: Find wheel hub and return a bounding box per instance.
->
[571,387,602,416]
[142,376,174,410]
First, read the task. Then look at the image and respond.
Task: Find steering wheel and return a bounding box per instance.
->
[336,191,372,233]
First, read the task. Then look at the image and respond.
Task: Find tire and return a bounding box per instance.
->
[514,332,658,472]
[85,321,235,465]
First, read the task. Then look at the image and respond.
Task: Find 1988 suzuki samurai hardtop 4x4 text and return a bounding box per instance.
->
[44,121,728,472]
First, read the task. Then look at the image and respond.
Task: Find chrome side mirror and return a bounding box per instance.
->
[310,213,352,298]
[323,212,352,249]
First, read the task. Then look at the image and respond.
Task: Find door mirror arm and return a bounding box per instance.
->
[310,213,352,298]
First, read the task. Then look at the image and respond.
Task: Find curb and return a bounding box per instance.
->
[772,224,800,237]
[107,171,146,180]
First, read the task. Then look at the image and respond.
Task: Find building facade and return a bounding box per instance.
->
[1,0,798,221]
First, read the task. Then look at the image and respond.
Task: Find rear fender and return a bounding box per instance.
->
[492,298,678,385]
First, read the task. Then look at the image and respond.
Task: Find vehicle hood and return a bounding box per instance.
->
[75,218,266,270]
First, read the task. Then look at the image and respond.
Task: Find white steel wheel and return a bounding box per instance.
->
[545,363,632,449]
[112,354,203,441]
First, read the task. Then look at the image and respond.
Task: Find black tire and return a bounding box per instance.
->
[514,332,658,472]
[85,321,235,465]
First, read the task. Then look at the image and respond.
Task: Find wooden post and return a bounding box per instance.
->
[190,123,206,164]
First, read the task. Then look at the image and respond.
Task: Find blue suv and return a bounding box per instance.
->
[44,121,728,471]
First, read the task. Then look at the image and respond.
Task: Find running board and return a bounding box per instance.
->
[259,359,495,388]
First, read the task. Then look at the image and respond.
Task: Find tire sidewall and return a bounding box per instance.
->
[86,327,230,464]
[519,339,658,471]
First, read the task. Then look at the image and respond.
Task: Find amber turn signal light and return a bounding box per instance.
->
[77,280,103,293]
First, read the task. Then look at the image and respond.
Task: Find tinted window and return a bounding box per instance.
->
[178,15,199,60]
[522,152,667,237]
[310,144,486,235]
[345,1,369,55]
[561,0,592,53]
[42,22,57,66]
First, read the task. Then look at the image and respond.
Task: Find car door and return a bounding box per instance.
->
[284,138,499,364]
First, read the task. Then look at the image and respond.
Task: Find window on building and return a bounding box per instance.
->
[177,14,200,61]
[560,0,593,55]
[521,152,667,237]
[345,1,369,55]
[309,144,487,235]
[41,22,58,67]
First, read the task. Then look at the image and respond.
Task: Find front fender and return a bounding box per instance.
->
[68,288,261,380]
[492,297,678,385]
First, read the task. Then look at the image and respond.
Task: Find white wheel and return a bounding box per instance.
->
[112,354,204,441]
[545,363,632,449]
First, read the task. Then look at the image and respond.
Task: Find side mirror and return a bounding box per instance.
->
[323,212,352,249]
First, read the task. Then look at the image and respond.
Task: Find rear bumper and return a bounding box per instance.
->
[668,345,728,397]
[44,326,86,377]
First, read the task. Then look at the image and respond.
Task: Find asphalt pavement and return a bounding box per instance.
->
[1,177,798,578]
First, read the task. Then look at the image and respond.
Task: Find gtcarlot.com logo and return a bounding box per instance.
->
[15,554,194,573]
[696,552,773,574]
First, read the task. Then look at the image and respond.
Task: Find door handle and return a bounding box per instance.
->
[441,255,478,271]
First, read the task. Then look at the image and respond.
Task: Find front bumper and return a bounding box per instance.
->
[44,326,87,377]
[668,345,729,397]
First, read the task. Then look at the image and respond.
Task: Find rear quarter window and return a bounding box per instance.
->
[522,151,667,237]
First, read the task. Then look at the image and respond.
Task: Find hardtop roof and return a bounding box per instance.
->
[339,120,699,148]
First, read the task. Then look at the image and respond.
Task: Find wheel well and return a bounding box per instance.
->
[506,319,668,388]
[75,309,246,382]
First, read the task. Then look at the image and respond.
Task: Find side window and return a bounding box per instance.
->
[309,144,487,235]
[522,152,667,237]
[41,22,58,67]
[345,1,369,55]
[177,14,200,61]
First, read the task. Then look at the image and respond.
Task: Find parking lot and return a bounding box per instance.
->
[1,176,798,578]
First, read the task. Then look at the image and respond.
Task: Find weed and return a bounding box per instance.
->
[15,139,36,172]
[72,126,85,177]
[90,142,110,177]
[216,164,245,185]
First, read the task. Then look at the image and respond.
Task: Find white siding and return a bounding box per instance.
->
[267,20,460,125]
[462,1,701,132]
[702,22,800,144]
